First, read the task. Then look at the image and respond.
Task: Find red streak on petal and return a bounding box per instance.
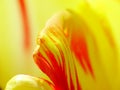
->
[34,27,83,90]
[70,73,75,90]
[33,50,53,77]
[18,0,30,50]
[44,48,69,90]
[74,62,82,90]
[33,46,69,90]
[71,32,94,77]
[68,58,82,90]
[47,29,82,89]
[75,70,82,90]
[55,44,66,71]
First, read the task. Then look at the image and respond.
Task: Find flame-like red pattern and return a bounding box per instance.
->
[71,32,94,77]
[33,26,82,90]
[33,9,96,90]
[33,36,69,90]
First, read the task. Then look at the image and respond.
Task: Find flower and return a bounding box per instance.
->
[5,0,120,90]
[0,0,72,89]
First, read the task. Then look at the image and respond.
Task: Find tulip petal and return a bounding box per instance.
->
[5,74,55,90]
[33,10,85,90]
[33,1,120,90]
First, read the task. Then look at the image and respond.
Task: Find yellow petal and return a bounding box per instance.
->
[5,74,54,90]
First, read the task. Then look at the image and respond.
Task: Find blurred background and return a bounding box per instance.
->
[0,0,80,89]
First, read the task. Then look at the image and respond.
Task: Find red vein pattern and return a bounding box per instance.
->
[33,26,82,90]
[18,0,31,50]
[33,10,95,90]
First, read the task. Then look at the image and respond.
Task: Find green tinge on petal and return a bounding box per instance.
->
[5,74,54,90]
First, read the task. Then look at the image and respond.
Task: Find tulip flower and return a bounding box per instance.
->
[5,0,120,90]
[0,0,75,89]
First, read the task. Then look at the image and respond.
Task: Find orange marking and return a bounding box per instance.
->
[19,0,31,50]
[71,31,94,77]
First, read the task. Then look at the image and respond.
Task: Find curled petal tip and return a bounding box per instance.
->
[5,74,55,90]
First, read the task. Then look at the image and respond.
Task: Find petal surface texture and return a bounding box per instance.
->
[33,0,120,90]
